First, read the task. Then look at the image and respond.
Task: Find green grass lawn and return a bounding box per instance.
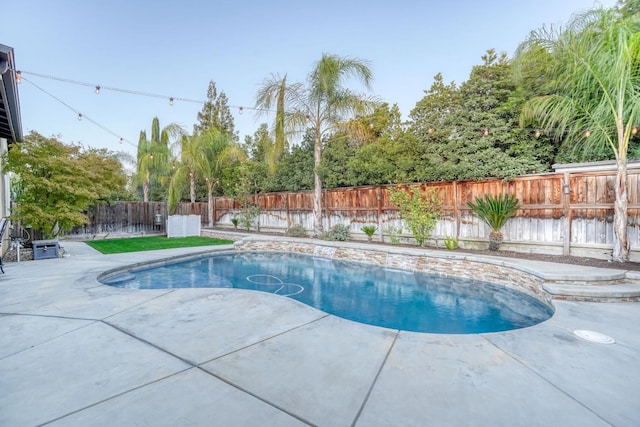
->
[84,235,234,254]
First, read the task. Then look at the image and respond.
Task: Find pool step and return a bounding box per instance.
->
[543,279,640,302]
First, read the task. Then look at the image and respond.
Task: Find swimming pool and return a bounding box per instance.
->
[101,251,553,334]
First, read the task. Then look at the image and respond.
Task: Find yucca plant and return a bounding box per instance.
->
[467,194,520,251]
[361,225,377,242]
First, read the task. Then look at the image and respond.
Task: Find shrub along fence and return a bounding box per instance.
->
[71,161,640,261]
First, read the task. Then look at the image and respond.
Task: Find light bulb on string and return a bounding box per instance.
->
[427,127,434,134]
[77,113,82,121]
[15,70,21,83]
[305,115,310,123]
[632,127,638,136]
[534,130,541,139]
[239,106,243,114]
[119,138,123,144]
[95,85,100,94]
[483,128,489,136]
[584,130,591,138]
[169,97,174,106]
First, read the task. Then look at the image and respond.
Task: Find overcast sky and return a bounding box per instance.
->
[2,0,616,157]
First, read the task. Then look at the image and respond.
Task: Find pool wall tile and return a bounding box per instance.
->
[235,238,551,306]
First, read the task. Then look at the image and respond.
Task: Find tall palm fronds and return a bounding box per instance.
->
[256,54,377,235]
[255,74,303,172]
[517,8,640,261]
[191,129,246,226]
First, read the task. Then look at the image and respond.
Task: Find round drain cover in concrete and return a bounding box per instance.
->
[574,330,615,344]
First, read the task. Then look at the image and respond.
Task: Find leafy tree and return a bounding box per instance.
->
[193,80,236,138]
[318,134,357,188]
[388,186,442,247]
[344,103,415,186]
[271,131,315,191]
[256,54,376,235]
[517,8,640,262]
[3,131,126,238]
[240,124,281,193]
[408,54,549,182]
[450,50,547,180]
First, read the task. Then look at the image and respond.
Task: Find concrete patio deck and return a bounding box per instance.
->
[1,241,639,426]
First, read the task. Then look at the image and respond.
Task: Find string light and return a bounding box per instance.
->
[18,70,271,114]
[632,127,638,135]
[21,76,135,148]
[19,69,629,151]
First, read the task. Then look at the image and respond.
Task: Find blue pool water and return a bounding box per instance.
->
[102,252,553,334]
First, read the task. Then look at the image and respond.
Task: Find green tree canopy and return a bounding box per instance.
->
[194,80,236,138]
[3,131,127,238]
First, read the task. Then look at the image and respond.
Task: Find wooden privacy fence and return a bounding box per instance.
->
[72,161,640,259]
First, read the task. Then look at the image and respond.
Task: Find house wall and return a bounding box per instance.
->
[0,137,9,255]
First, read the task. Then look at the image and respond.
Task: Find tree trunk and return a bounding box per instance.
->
[313,130,323,237]
[190,173,196,203]
[612,158,629,262]
[207,183,213,228]
[143,172,150,203]
[488,230,503,251]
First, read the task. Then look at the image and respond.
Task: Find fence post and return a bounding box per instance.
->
[562,172,572,256]
[285,193,291,229]
[376,187,383,241]
[452,181,460,238]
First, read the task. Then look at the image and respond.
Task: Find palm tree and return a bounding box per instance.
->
[256,54,377,235]
[191,128,245,227]
[168,133,198,213]
[467,194,520,251]
[255,73,301,173]
[517,8,640,262]
[136,118,182,202]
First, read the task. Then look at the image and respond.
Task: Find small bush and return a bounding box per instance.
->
[285,224,308,238]
[239,205,261,231]
[231,218,239,230]
[444,236,458,250]
[361,225,377,241]
[385,226,403,244]
[388,187,442,247]
[321,224,351,241]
